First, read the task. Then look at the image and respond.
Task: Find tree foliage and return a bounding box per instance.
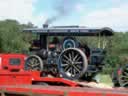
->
[0,19,33,53]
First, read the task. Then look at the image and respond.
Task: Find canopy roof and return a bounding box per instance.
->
[23,26,114,36]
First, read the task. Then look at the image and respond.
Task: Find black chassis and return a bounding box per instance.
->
[23,26,113,80]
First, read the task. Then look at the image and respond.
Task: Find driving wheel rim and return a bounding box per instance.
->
[58,48,88,80]
[25,55,43,71]
[119,65,128,87]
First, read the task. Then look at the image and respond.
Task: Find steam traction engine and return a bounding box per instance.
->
[23,25,113,81]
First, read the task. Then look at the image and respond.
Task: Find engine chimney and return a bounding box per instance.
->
[43,24,48,28]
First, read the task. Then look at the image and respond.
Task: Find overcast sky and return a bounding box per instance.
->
[0,0,128,31]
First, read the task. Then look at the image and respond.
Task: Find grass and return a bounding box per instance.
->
[99,74,113,87]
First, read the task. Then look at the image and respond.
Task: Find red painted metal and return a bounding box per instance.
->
[0,54,27,71]
[0,70,32,85]
[32,77,79,87]
[0,70,78,87]
[0,85,128,96]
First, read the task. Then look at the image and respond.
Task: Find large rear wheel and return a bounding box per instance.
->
[58,48,88,80]
[25,55,43,71]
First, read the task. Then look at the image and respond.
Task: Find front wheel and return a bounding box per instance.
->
[58,48,88,80]
[25,55,43,71]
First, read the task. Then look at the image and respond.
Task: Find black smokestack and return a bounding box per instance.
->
[43,24,48,28]
[44,0,77,25]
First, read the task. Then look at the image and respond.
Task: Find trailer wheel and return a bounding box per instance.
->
[25,55,43,71]
[119,64,128,87]
[58,48,88,80]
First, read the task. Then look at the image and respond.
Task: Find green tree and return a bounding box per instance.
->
[0,19,33,53]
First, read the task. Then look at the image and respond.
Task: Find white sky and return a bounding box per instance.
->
[0,0,128,32]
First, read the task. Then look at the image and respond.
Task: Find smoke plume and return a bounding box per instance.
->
[45,0,77,25]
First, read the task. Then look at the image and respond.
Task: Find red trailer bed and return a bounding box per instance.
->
[0,85,128,96]
[0,70,127,96]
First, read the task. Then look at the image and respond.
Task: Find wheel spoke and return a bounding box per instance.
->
[122,82,128,87]
[73,54,79,61]
[67,67,72,73]
[76,56,81,62]
[71,51,74,60]
[63,55,71,62]
[123,72,128,76]
[26,62,32,66]
[71,67,73,76]
[73,68,76,76]
[61,63,68,67]
[28,58,40,67]
[120,75,128,79]
[72,64,81,73]
[64,55,69,60]
[120,80,128,83]
[62,59,70,64]
[125,68,128,71]
[74,61,83,64]
[31,58,36,65]
[32,63,40,67]
[33,59,37,64]
[28,59,34,65]
[64,65,70,71]
[76,65,82,70]
[71,67,76,77]
[69,53,72,60]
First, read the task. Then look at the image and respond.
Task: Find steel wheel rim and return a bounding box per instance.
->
[59,48,88,79]
[25,55,42,71]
